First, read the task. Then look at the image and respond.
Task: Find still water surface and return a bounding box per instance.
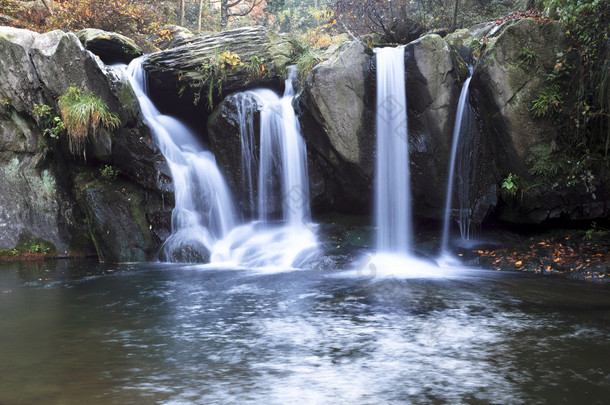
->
[1,260,609,404]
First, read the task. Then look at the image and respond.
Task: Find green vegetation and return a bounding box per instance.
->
[501,173,520,198]
[33,103,66,149]
[57,86,120,159]
[294,45,326,81]
[100,164,119,183]
[525,1,609,190]
[190,50,243,109]
[585,221,609,240]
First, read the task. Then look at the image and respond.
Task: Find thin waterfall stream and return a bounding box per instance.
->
[440,66,474,260]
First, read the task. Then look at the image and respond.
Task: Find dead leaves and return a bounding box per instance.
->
[475,235,610,281]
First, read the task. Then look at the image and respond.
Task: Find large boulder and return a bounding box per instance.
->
[471,18,569,178]
[0,26,170,261]
[142,26,295,111]
[469,18,607,224]
[405,34,496,225]
[300,40,375,213]
[77,28,142,65]
[74,172,164,262]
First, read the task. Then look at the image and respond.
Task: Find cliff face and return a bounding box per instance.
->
[0,19,606,263]
[0,26,170,261]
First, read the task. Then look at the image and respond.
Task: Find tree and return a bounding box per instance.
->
[179,0,185,25]
[218,0,265,28]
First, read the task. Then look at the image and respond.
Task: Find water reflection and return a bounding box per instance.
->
[1,262,609,404]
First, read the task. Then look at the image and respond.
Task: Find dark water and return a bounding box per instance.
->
[1,260,609,404]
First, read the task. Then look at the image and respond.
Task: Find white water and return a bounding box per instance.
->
[375,47,412,254]
[124,60,316,268]
[125,58,237,261]
[440,67,474,258]
[210,69,316,269]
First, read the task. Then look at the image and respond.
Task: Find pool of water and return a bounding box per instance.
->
[1,260,609,404]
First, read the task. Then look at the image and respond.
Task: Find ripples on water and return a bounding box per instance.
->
[1,260,609,404]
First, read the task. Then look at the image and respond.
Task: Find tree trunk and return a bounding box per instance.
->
[198,0,204,32]
[180,0,185,26]
[220,0,229,29]
[451,0,459,31]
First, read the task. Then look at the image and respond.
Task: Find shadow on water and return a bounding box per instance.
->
[1,261,610,404]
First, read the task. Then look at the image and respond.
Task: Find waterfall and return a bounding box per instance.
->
[125,58,238,261]
[440,67,475,255]
[124,60,316,267]
[209,68,317,268]
[374,46,412,255]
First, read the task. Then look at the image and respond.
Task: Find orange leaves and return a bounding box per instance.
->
[473,234,610,281]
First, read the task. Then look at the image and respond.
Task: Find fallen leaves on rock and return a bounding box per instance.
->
[475,235,610,282]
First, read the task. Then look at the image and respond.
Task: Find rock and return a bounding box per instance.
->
[445,28,474,62]
[208,92,259,216]
[151,25,195,50]
[300,40,375,212]
[77,28,142,65]
[74,172,163,262]
[142,26,296,109]
[404,34,472,220]
[0,26,171,261]
[0,152,93,256]
[469,18,609,224]
[471,19,570,178]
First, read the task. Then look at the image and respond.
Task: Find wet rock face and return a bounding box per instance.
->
[471,18,570,178]
[470,18,609,224]
[0,26,170,261]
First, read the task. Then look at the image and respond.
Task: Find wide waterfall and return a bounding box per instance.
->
[125,58,237,261]
[375,46,412,254]
[440,66,475,257]
[125,60,316,268]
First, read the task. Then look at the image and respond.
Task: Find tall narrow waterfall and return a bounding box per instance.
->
[125,58,237,261]
[375,46,412,255]
[441,67,475,255]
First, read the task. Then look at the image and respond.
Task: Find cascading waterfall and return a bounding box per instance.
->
[125,58,237,261]
[125,60,316,267]
[440,66,475,256]
[210,67,317,268]
[374,46,412,255]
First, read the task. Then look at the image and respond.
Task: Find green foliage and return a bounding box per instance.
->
[57,86,120,159]
[246,55,267,81]
[100,164,119,183]
[501,173,520,198]
[33,103,66,149]
[530,83,562,117]
[585,221,608,240]
[294,46,326,81]
[193,50,243,109]
[518,48,536,69]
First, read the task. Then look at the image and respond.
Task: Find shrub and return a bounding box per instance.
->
[57,87,120,160]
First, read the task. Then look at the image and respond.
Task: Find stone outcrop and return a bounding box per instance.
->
[77,28,143,65]
[300,40,375,213]
[470,18,609,223]
[0,26,170,261]
[142,26,295,109]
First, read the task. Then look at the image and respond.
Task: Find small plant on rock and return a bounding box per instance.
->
[100,164,119,183]
[58,86,120,160]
